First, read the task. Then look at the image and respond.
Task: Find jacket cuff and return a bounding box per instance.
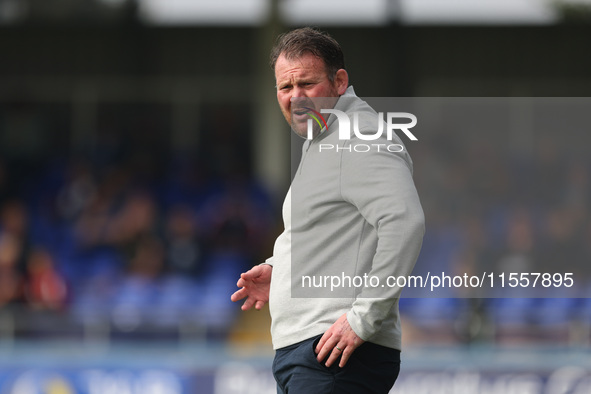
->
[346,309,373,342]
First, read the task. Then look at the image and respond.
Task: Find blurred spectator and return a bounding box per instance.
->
[0,233,24,306]
[103,191,159,254]
[127,235,165,280]
[24,247,68,310]
[164,204,205,278]
[73,167,128,249]
[0,199,31,306]
[496,207,536,276]
[74,185,160,273]
[110,235,165,333]
[1,199,29,241]
[199,176,274,268]
[539,206,587,282]
[56,158,97,222]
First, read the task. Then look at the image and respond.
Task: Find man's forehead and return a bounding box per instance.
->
[275,53,326,78]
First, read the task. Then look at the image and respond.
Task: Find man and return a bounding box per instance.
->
[231,27,424,393]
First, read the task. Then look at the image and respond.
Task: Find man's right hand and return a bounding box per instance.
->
[230,264,272,310]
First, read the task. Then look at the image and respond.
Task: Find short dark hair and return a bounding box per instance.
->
[270,27,346,81]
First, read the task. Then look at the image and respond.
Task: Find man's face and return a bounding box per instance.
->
[275,53,347,138]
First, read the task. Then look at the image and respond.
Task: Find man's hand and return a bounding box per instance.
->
[315,313,364,368]
[230,264,272,311]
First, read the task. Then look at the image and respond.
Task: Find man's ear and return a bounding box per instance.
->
[334,69,349,95]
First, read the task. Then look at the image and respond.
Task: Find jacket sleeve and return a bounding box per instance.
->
[340,140,425,341]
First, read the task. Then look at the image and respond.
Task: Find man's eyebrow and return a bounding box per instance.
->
[275,73,320,88]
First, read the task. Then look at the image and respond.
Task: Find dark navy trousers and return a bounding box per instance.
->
[272,335,400,394]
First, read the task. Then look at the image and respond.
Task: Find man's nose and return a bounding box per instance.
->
[292,86,307,98]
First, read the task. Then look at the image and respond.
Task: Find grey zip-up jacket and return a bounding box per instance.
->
[265,86,424,350]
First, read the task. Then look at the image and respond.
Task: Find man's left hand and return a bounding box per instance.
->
[315,313,365,368]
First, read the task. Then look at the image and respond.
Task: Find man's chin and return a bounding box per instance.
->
[291,122,310,139]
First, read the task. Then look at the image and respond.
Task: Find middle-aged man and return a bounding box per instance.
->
[231,27,425,393]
